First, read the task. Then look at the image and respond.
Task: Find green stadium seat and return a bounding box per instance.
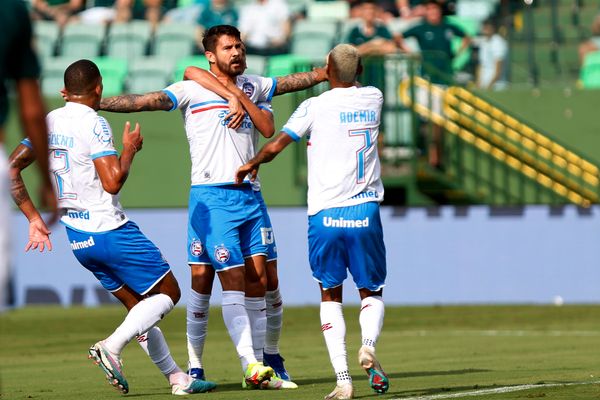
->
[265,54,311,76]
[93,57,128,96]
[173,55,209,82]
[290,20,338,62]
[580,51,600,89]
[446,16,478,71]
[128,56,174,93]
[306,1,349,21]
[33,21,60,58]
[41,57,78,97]
[106,21,152,61]
[245,54,267,75]
[61,22,106,58]
[154,23,197,59]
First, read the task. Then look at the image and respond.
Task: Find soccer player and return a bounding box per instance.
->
[235,44,389,400]
[1,0,57,313]
[97,24,327,389]
[8,59,216,396]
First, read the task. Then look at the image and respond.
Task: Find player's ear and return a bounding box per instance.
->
[205,51,216,65]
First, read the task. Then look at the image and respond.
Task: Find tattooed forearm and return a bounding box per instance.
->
[275,70,324,95]
[8,146,35,207]
[10,174,31,206]
[100,92,174,112]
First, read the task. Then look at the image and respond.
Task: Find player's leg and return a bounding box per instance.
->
[308,209,353,400]
[187,263,215,380]
[345,202,388,394]
[244,254,267,365]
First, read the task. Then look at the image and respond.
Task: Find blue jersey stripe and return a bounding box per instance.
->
[91,150,118,160]
[282,127,300,142]
[162,89,178,111]
[20,138,33,148]
[190,100,228,108]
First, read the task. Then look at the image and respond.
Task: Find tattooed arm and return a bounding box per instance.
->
[274,67,328,96]
[100,91,174,113]
[8,144,53,252]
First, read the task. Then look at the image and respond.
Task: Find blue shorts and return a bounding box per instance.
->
[254,190,277,261]
[308,202,386,291]
[187,184,268,271]
[65,221,171,295]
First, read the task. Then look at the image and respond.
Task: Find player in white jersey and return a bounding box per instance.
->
[96,24,327,389]
[8,60,216,396]
[236,44,389,400]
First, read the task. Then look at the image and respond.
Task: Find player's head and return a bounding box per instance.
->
[326,44,362,86]
[202,25,247,77]
[64,59,103,109]
[423,0,442,25]
[481,18,497,37]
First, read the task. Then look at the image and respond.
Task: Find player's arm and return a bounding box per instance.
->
[94,121,143,194]
[184,66,245,129]
[273,68,328,96]
[235,132,294,183]
[220,79,274,137]
[8,144,53,252]
[99,91,174,113]
[16,79,58,223]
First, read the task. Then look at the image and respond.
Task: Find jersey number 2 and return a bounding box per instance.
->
[348,128,372,184]
[51,149,77,200]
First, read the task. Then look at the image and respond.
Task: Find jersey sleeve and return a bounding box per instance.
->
[257,101,273,114]
[255,76,277,102]
[89,116,118,160]
[281,98,313,142]
[163,81,193,111]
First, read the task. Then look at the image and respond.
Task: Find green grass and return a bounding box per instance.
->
[1,305,600,399]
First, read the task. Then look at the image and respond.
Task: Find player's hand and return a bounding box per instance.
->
[26,217,53,252]
[39,181,59,225]
[122,121,143,153]
[224,95,245,130]
[235,162,259,184]
[313,66,328,83]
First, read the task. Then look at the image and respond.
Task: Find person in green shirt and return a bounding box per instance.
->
[397,0,469,84]
[346,0,397,56]
[1,0,57,312]
[31,0,85,26]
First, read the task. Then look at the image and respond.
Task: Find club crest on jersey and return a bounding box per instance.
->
[214,245,230,263]
[242,82,255,98]
[190,239,204,257]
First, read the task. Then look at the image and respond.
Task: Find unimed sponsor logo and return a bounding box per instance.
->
[70,236,95,250]
[323,217,369,228]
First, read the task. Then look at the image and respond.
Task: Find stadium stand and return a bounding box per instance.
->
[128,56,174,92]
[290,19,338,62]
[154,23,197,59]
[94,57,129,96]
[173,55,209,82]
[41,57,75,97]
[33,21,60,59]
[61,22,106,58]
[106,21,153,61]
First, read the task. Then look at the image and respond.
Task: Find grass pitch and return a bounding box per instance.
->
[1,305,599,400]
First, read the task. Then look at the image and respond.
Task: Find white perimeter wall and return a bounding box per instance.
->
[9,205,600,307]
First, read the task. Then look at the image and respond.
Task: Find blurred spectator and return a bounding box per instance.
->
[77,0,170,27]
[476,19,507,90]
[238,0,291,56]
[396,0,469,84]
[579,14,600,65]
[30,0,84,27]
[195,0,238,50]
[397,0,454,19]
[346,0,397,56]
[396,0,469,169]
[163,0,209,24]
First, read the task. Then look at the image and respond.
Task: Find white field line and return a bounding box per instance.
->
[395,330,600,337]
[395,380,600,400]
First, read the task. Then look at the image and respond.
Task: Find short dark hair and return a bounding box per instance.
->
[64,59,101,95]
[423,0,441,7]
[202,25,242,53]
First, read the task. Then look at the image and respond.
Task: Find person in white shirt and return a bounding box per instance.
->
[236,43,389,400]
[238,0,291,55]
[9,59,215,396]
[477,19,508,90]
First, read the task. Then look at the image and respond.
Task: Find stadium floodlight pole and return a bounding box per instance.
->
[524,0,539,87]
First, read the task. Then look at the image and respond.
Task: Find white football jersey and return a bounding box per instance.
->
[164,75,275,186]
[282,86,384,215]
[33,102,128,232]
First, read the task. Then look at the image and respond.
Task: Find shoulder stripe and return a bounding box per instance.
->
[267,77,277,101]
[162,89,178,111]
[91,150,118,160]
[20,138,33,148]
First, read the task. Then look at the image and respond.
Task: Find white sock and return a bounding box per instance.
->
[137,326,183,385]
[264,288,283,355]
[245,296,266,361]
[104,293,174,355]
[186,290,211,369]
[359,296,385,350]
[222,291,256,371]
[320,301,348,381]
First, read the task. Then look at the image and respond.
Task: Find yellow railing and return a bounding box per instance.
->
[399,76,600,206]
